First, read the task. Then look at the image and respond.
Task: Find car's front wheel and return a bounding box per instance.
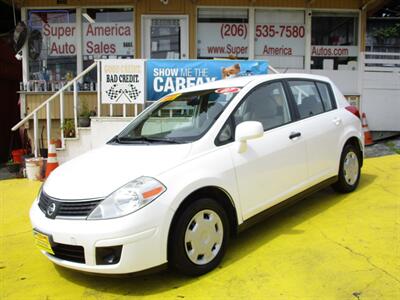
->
[332,143,361,193]
[169,198,230,276]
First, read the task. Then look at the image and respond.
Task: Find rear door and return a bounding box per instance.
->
[286,79,342,181]
[218,80,309,219]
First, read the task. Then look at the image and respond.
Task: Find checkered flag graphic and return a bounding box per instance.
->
[105,84,141,103]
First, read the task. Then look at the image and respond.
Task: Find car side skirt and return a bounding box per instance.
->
[237,176,338,233]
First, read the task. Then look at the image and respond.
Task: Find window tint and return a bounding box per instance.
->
[234,81,291,131]
[316,82,335,111]
[288,81,324,119]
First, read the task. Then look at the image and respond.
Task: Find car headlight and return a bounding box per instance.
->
[87,176,166,220]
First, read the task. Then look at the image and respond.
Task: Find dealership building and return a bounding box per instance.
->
[1,0,399,161]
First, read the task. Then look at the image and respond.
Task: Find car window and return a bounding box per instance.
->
[117,88,239,143]
[316,82,335,111]
[234,81,291,131]
[217,81,292,145]
[288,80,327,119]
[216,81,292,145]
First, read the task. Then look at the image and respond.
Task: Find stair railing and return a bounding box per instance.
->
[11,61,99,157]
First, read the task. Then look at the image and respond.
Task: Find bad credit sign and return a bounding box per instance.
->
[101,59,145,104]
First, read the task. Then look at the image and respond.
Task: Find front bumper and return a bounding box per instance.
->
[29,198,173,274]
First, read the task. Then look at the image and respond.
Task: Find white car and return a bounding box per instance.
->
[30,74,363,276]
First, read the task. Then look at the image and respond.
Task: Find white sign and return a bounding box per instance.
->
[254,23,306,57]
[311,45,358,57]
[254,10,305,69]
[197,23,249,58]
[42,23,76,56]
[41,22,134,57]
[101,59,145,104]
[83,23,134,56]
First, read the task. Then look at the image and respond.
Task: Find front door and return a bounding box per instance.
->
[142,15,189,59]
[227,81,308,219]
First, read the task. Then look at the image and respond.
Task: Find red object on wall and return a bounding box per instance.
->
[11,149,26,163]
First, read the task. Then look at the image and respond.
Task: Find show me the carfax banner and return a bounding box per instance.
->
[146,60,269,100]
[101,59,145,104]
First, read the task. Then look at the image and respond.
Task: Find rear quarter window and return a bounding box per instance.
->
[288,80,325,119]
[316,82,336,111]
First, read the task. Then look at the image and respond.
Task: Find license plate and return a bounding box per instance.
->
[33,230,54,255]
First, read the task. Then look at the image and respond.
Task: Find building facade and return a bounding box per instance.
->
[11,0,399,159]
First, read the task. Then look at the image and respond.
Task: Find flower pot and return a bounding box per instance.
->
[64,129,76,138]
[78,117,91,127]
[22,154,35,168]
[26,157,44,181]
[50,139,62,148]
[11,149,26,163]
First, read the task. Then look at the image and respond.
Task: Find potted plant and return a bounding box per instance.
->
[62,119,76,138]
[78,100,91,127]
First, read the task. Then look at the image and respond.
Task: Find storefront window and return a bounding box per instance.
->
[28,9,77,88]
[82,8,134,84]
[197,8,249,59]
[311,12,359,70]
[255,10,306,69]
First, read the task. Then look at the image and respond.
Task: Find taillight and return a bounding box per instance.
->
[345,106,360,119]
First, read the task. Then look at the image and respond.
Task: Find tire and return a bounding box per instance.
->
[169,198,230,276]
[332,143,361,193]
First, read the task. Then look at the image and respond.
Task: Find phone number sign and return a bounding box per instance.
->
[254,23,306,57]
[197,23,249,58]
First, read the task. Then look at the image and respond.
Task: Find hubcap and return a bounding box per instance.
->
[343,151,359,185]
[184,209,224,265]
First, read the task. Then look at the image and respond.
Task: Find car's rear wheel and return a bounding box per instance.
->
[169,198,230,276]
[332,143,361,193]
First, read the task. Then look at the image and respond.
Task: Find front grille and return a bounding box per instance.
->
[50,242,85,263]
[38,191,102,219]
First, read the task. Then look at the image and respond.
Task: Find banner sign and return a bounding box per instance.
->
[41,22,134,57]
[101,59,145,104]
[146,60,269,100]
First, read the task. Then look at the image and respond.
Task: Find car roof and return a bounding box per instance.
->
[175,73,332,94]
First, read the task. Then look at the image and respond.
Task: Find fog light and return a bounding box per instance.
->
[96,246,122,265]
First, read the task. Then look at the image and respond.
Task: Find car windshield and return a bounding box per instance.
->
[112,88,240,144]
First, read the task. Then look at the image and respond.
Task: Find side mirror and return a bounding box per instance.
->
[235,121,264,153]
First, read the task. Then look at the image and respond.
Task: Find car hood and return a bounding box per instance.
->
[43,144,192,199]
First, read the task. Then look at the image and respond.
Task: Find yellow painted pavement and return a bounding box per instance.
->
[1,155,399,299]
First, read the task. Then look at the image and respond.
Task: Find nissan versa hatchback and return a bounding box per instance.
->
[30,74,363,276]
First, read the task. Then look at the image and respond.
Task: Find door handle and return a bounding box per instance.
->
[289,132,301,140]
[332,117,342,126]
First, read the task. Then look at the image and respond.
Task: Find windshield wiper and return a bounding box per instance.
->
[109,136,150,144]
[111,136,183,144]
[137,137,184,144]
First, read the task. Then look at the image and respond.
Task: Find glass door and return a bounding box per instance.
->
[142,15,188,59]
